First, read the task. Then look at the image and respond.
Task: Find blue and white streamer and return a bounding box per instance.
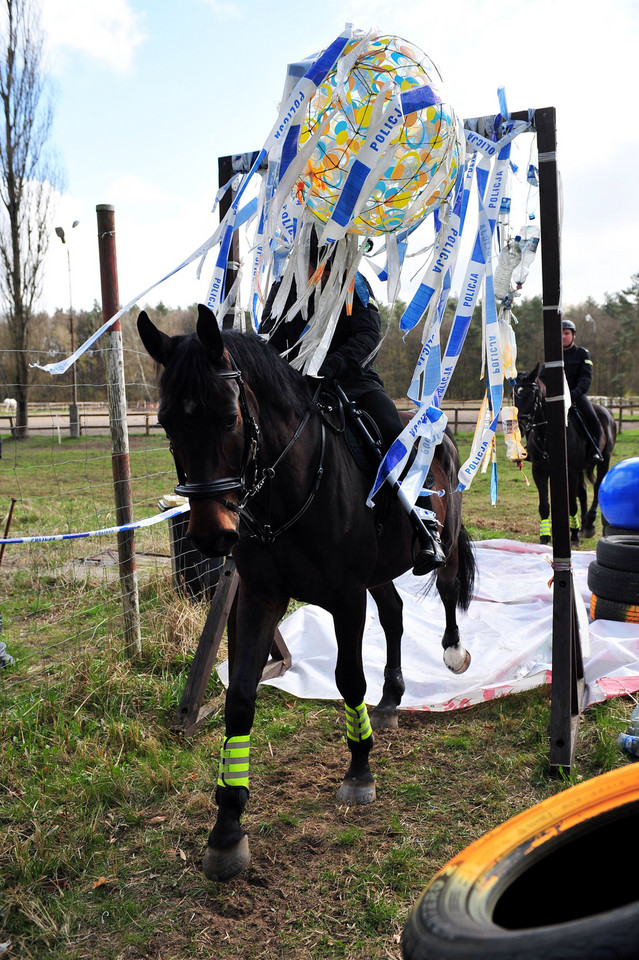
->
[0,502,189,545]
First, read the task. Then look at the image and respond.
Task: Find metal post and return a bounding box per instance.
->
[218,155,240,330]
[96,204,142,659]
[536,108,584,771]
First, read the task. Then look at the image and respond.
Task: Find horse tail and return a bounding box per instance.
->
[456,525,476,611]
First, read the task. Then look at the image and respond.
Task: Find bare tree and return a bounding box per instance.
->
[0,0,60,437]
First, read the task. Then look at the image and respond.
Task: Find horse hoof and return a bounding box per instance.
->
[202,835,250,882]
[582,525,595,539]
[336,778,376,805]
[540,536,551,545]
[443,643,471,674]
[370,709,399,731]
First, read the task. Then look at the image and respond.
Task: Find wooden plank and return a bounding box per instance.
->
[172,557,292,736]
[171,556,238,736]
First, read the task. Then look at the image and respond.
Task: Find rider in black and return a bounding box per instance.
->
[258,241,446,575]
[542,318,603,461]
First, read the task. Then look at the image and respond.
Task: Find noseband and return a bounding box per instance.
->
[173,361,259,513]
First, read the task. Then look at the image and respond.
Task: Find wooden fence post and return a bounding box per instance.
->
[96,204,142,660]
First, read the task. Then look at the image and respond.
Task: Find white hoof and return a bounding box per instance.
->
[443,643,471,674]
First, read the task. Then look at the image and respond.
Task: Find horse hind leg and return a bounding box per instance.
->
[584,457,609,538]
[368,582,405,731]
[436,545,471,675]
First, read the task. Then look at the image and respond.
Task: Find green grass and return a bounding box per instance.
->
[1,430,639,958]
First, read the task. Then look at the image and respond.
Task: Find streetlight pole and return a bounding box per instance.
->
[55,221,80,437]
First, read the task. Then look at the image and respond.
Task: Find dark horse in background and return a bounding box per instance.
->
[139,304,476,882]
[514,363,617,545]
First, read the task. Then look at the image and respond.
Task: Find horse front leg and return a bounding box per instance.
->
[436,550,471,674]
[532,461,551,543]
[203,582,289,882]
[332,592,376,806]
[368,582,405,731]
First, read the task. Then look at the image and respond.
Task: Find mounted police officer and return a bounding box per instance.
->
[259,236,446,575]
[542,319,603,461]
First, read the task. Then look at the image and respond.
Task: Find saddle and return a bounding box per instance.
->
[316,385,382,479]
[316,385,435,491]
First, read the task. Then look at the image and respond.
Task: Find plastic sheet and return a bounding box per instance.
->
[217,539,639,711]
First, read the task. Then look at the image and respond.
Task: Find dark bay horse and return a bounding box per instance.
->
[139,303,476,882]
[514,364,617,545]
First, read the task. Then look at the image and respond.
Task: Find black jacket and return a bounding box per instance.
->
[259,274,385,399]
[562,344,594,399]
[540,343,593,400]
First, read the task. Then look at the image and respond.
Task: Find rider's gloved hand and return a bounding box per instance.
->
[318,354,347,381]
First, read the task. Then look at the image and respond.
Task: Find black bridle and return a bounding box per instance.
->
[172,355,326,544]
[173,365,259,512]
[514,379,545,440]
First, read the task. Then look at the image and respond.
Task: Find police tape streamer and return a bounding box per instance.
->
[31,25,356,376]
[0,502,189,545]
[368,116,531,507]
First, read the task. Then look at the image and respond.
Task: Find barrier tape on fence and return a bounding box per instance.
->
[0,502,190,545]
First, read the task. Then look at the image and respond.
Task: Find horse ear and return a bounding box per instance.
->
[137,311,174,366]
[532,362,540,379]
[196,303,225,362]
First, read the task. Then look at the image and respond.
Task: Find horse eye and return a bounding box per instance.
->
[223,414,238,432]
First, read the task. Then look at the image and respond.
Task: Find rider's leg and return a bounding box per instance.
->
[573,395,603,461]
[355,389,446,575]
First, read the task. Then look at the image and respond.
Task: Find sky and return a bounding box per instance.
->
[37,0,639,323]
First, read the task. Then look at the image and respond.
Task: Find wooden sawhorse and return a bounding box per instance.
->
[171,556,291,736]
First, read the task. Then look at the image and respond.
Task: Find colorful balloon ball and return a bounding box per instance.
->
[599,457,639,530]
[296,35,462,236]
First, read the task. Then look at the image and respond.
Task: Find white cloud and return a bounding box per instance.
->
[197,0,242,21]
[107,175,173,209]
[41,0,146,72]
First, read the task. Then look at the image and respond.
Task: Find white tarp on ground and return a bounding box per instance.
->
[218,539,639,711]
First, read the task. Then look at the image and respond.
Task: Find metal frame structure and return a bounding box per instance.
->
[176,107,584,768]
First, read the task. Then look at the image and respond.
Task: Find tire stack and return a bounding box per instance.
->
[588,535,639,623]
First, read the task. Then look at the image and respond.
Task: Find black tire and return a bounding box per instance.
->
[402,766,639,960]
[602,521,639,538]
[588,561,639,604]
[590,593,639,624]
[597,535,639,573]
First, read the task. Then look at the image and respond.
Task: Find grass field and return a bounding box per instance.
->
[1,428,638,959]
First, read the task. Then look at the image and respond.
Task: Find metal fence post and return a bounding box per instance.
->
[96,204,142,659]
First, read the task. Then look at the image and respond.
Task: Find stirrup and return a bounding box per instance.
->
[412,525,446,576]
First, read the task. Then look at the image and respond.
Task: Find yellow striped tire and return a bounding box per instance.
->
[402,764,639,959]
[590,593,639,624]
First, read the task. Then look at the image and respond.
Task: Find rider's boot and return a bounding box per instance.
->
[410,514,446,576]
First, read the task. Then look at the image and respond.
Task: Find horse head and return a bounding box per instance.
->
[138,304,258,558]
[513,363,543,436]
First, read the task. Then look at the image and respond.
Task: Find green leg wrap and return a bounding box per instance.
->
[345,701,373,743]
[218,735,250,790]
[570,513,580,531]
[540,518,551,538]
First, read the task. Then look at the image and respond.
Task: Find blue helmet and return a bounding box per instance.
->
[562,319,576,333]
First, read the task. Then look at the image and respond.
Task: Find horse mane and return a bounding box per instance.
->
[158,329,312,421]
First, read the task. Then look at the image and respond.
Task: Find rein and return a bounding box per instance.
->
[173,353,327,544]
